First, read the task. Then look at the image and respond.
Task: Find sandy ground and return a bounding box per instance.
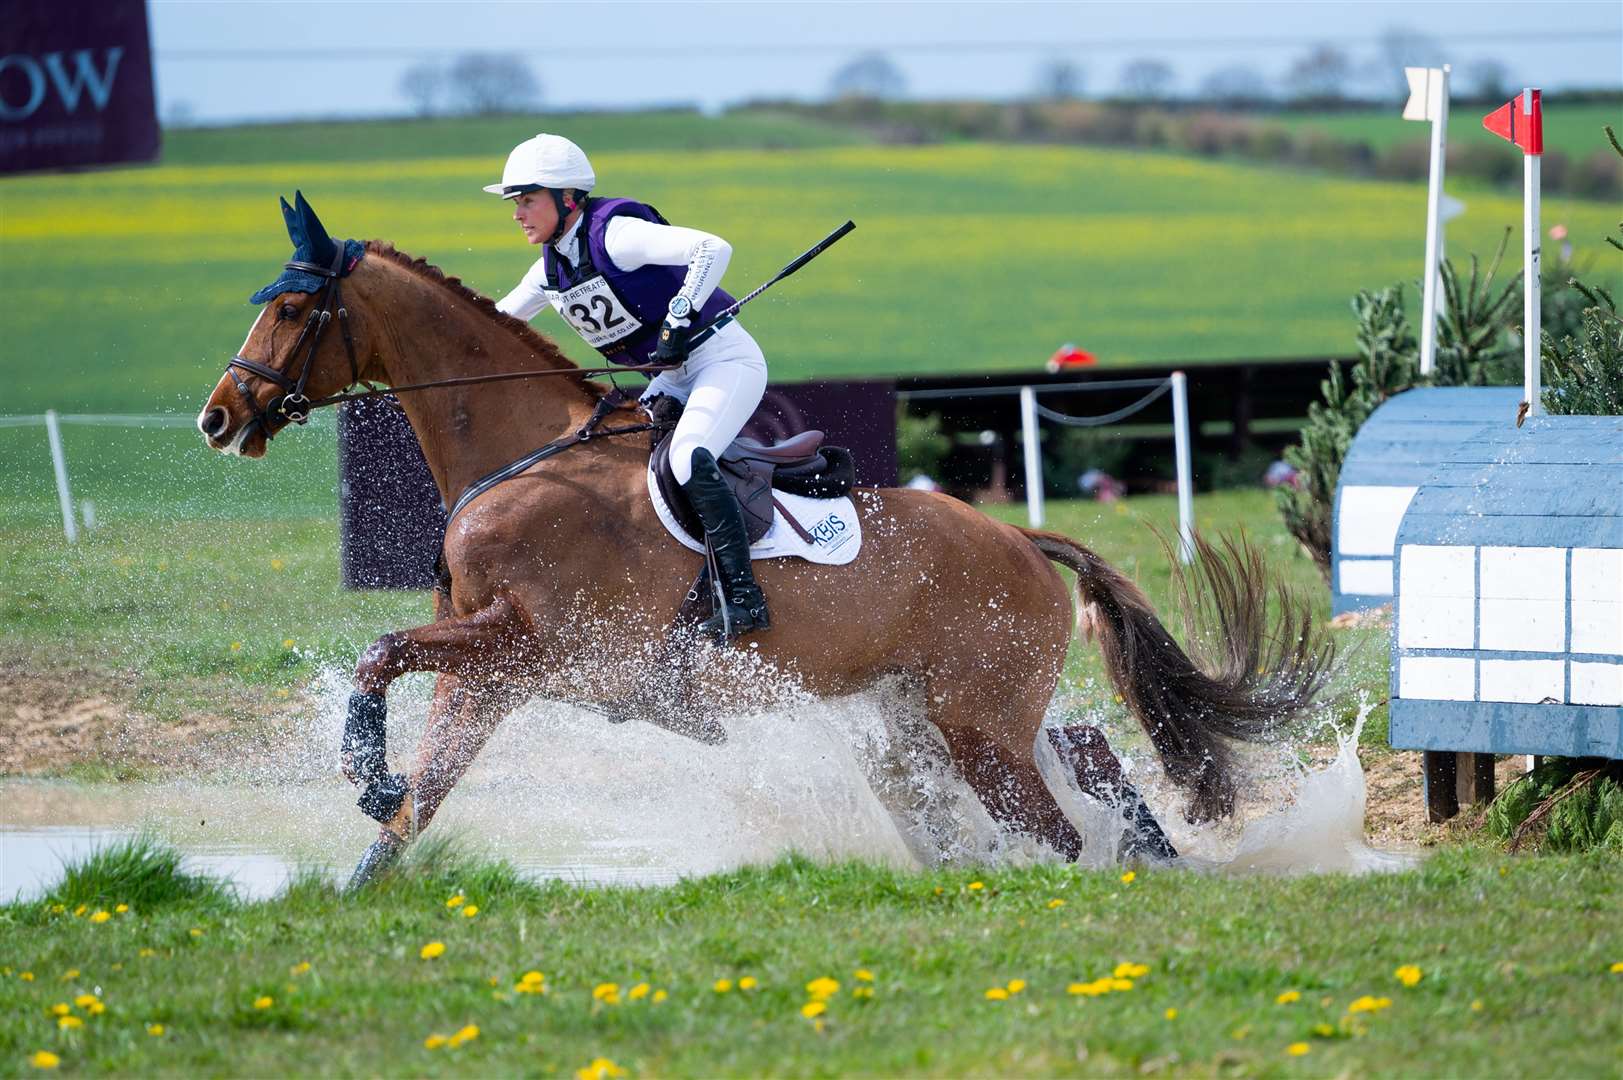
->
[0,648,1507,849]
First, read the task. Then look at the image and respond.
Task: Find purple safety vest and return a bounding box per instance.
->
[542,197,736,365]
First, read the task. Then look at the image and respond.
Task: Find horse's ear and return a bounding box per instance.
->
[293,190,338,266]
[280,195,303,248]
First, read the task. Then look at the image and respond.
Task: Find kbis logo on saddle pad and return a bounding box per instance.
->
[647,472,863,567]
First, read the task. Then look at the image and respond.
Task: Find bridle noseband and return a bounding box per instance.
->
[226,244,365,442]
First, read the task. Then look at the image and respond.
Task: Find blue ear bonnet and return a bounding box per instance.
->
[250,190,365,304]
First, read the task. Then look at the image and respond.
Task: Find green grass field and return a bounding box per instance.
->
[1,840,1619,1077]
[1275,100,1621,158]
[2,114,1616,415]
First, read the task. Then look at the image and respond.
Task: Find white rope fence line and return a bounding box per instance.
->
[898,374,1195,561]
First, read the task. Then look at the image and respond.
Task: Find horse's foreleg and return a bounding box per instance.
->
[343,597,532,829]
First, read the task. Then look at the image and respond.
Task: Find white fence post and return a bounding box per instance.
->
[1019,385,1044,528]
[44,409,78,543]
[1522,96,1542,417]
[1170,373,1194,564]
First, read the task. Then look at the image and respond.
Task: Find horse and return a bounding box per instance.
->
[198,195,1332,885]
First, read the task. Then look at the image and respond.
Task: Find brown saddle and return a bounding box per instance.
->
[651,428,857,546]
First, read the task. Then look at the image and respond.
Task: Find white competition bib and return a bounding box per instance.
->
[546,276,644,349]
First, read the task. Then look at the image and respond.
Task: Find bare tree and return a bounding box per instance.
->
[399,61,446,117]
[1372,25,1445,99]
[1034,58,1084,101]
[447,53,542,115]
[829,51,907,101]
[1200,65,1270,104]
[1284,44,1353,103]
[1465,58,1511,101]
[1119,58,1175,101]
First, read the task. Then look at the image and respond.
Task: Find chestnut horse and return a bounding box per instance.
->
[199,210,1331,884]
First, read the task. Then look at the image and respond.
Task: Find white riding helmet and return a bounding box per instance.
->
[482,133,596,199]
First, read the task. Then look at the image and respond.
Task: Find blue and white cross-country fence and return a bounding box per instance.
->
[1388,414,1623,768]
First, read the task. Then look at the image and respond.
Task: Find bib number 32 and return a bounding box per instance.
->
[549,277,643,349]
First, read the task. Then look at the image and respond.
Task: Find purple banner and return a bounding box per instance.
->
[1,0,159,175]
[338,380,897,590]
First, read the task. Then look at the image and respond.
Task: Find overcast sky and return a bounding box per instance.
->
[149,0,1622,124]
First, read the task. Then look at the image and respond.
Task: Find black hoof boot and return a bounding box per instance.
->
[347,833,406,891]
[1117,780,1179,862]
[343,690,410,823]
[681,448,771,644]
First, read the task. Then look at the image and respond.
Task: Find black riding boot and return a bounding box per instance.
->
[682,447,771,642]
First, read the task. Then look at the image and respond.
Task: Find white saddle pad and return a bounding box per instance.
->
[646,466,862,566]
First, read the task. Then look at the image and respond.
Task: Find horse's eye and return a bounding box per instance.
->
[278,303,298,321]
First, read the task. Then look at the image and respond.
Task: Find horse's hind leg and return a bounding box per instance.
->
[927,678,1084,861]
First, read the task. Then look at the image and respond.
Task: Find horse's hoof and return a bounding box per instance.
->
[347,834,406,891]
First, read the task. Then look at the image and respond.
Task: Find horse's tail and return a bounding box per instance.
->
[1021,527,1334,823]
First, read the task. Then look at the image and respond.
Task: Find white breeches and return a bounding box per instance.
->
[642,323,768,485]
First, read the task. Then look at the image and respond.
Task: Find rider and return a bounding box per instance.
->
[486,133,770,641]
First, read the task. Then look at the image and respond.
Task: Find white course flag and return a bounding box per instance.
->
[1403,66,1446,122]
[1403,65,1451,376]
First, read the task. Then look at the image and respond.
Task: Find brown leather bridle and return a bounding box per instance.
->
[225,244,364,442]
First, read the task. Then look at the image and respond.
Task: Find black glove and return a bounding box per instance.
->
[653,319,692,366]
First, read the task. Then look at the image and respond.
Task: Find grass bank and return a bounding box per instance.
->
[3,125,1618,413]
[1,840,1619,1077]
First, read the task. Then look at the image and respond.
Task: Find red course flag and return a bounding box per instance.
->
[1482,89,1543,155]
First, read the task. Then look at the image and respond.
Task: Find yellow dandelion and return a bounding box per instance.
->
[628,982,650,1000]
[49,1004,70,1016]
[447,1024,479,1047]
[282,639,295,649]
[852,985,875,999]
[57,1016,83,1030]
[1113,962,1150,979]
[20,972,35,981]
[968,881,984,891]
[855,969,875,982]
[1394,964,1423,987]
[801,1000,827,1018]
[1471,999,1484,1012]
[461,905,479,918]
[1312,1023,1335,1037]
[1347,995,1391,1014]
[73,906,86,917]
[229,642,242,652]
[593,982,622,1004]
[1120,870,1136,884]
[713,978,733,993]
[1231,1025,1251,1040]
[445,894,465,908]
[1109,978,1135,991]
[147,1023,165,1036]
[89,911,110,924]
[253,996,273,1010]
[1286,1042,1311,1057]
[270,558,284,571]
[84,1002,107,1017]
[188,928,203,938]
[738,976,758,990]
[1610,961,1623,974]
[984,987,1010,1001]
[1277,989,1302,1004]
[291,961,311,975]
[1164,1007,1178,1020]
[48,904,65,915]
[28,1051,60,1069]
[138,949,155,958]
[652,989,668,1003]
[114,904,128,914]
[424,1034,447,1050]
[1006,979,1027,994]
[419,941,445,959]
[62,968,78,978]
[1047,898,1066,909]
[576,1057,627,1080]
[805,976,840,1000]
[520,971,544,987]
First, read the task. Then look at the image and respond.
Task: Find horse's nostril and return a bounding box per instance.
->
[200,407,229,438]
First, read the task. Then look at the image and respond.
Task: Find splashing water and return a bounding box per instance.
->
[1,674,1417,901]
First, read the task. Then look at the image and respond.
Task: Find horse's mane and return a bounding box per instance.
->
[363,240,608,401]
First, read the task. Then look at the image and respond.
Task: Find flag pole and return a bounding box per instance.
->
[1418,65,1449,377]
[1521,87,1541,417]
